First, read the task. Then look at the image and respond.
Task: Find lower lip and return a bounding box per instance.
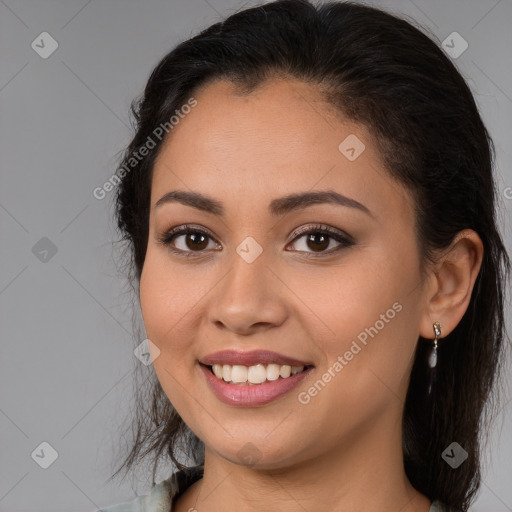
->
[199,363,314,407]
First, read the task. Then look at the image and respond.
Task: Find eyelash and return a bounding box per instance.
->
[157,223,355,259]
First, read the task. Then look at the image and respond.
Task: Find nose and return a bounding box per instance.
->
[207,248,288,336]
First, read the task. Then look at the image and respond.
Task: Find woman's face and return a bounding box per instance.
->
[140,77,430,469]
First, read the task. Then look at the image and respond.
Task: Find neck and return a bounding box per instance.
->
[179,406,431,512]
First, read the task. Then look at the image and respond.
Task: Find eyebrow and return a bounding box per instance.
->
[155,189,373,218]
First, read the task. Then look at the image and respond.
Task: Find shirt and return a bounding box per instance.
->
[96,464,445,512]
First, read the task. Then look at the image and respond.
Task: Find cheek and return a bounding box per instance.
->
[311,246,423,394]
[139,250,194,356]
[139,251,201,414]
[139,248,217,365]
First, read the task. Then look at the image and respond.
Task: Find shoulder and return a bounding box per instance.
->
[96,465,204,512]
[429,500,460,512]
[96,479,172,512]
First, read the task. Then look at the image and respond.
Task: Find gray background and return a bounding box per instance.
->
[1,0,511,511]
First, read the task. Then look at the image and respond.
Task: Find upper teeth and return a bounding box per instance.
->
[211,363,305,384]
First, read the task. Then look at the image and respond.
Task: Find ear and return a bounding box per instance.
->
[419,229,484,340]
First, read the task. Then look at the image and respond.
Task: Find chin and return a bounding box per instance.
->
[206,434,308,471]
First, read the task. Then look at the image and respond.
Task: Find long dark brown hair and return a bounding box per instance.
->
[107,2,511,510]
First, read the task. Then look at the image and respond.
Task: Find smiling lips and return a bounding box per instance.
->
[200,349,313,385]
[198,349,314,403]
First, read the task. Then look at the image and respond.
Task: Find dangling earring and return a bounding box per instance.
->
[428,321,441,369]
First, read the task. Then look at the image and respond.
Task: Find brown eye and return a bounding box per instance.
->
[304,232,330,252]
[159,225,219,256]
[289,225,354,255]
[180,232,209,251]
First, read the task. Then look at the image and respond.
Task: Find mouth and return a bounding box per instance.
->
[199,361,315,406]
[200,362,315,386]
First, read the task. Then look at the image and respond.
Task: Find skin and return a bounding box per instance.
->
[139,77,484,512]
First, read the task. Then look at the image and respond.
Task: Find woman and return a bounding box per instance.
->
[97,1,511,511]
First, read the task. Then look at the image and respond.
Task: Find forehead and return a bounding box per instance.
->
[150,77,413,223]
[155,77,375,166]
